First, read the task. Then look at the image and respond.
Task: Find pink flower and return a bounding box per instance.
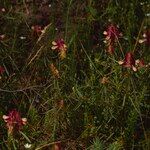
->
[123,52,136,68]
[103,24,121,42]
[135,59,145,68]
[103,24,122,54]
[3,109,27,134]
[139,29,150,46]
[118,52,147,71]
[0,66,5,74]
[52,39,67,51]
[51,39,67,59]
[118,52,137,71]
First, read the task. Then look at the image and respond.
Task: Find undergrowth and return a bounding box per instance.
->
[0,0,150,149]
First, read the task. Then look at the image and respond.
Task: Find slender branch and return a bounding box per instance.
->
[133,20,145,53]
[0,83,51,93]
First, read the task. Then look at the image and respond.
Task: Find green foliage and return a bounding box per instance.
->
[0,0,149,149]
[89,137,104,150]
[108,140,123,150]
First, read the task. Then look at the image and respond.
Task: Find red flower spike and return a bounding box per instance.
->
[104,24,121,42]
[52,39,67,59]
[119,53,147,71]
[52,39,67,52]
[123,52,135,68]
[103,24,121,54]
[0,66,5,74]
[118,52,137,71]
[3,109,27,134]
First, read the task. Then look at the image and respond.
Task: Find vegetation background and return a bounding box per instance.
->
[0,0,149,149]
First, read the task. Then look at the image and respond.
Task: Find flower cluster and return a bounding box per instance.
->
[3,109,27,134]
[103,24,122,54]
[103,23,148,72]
[51,39,67,59]
[118,52,145,71]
